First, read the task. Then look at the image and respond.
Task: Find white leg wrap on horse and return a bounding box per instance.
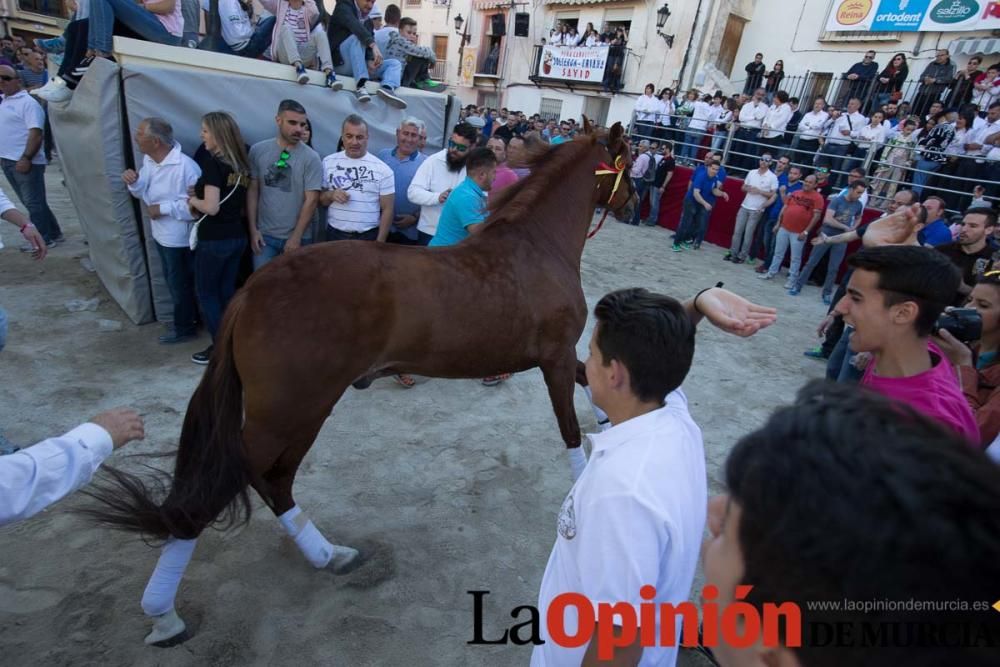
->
[567,447,588,481]
[141,537,197,617]
[278,505,357,569]
[583,385,612,431]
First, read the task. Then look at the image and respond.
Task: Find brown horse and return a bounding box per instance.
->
[83,120,636,645]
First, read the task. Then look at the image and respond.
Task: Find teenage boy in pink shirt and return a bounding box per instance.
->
[834,245,979,442]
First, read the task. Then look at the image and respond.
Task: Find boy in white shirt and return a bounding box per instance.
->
[534,286,776,666]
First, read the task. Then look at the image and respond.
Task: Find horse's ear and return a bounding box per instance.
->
[608,122,624,152]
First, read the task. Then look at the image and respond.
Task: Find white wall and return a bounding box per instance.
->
[732,0,995,85]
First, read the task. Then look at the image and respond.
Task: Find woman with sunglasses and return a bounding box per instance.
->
[874,53,908,111]
[933,249,1000,449]
[186,112,250,365]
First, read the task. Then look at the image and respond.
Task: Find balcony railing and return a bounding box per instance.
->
[528,43,631,93]
[730,74,986,116]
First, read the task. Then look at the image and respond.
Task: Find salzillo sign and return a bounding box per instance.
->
[825,0,1000,31]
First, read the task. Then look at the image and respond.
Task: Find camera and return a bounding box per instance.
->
[934,308,982,343]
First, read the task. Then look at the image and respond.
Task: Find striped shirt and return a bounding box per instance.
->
[283,7,310,44]
[322,151,395,232]
[18,67,48,89]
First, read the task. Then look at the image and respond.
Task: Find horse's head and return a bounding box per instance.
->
[588,119,636,222]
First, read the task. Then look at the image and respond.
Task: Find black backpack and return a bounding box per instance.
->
[642,154,657,184]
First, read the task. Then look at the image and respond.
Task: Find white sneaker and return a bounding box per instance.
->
[757,272,774,280]
[32,76,73,103]
[783,279,795,290]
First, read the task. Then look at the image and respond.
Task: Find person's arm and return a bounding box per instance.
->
[15,128,43,174]
[822,204,851,231]
[335,0,374,49]
[682,286,777,336]
[407,160,445,206]
[389,31,435,62]
[246,177,264,253]
[286,190,319,251]
[144,0,176,15]
[803,207,824,239]
[189,184,220,216]
[692,187,711,210]
[377,193,393,242]
[660,168,673,191]
[0,200,46,258]
[936,64,956,85]
[0,408,143,527]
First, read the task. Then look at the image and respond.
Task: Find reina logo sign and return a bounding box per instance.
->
[930,0,980,22]
[836,0,874,24]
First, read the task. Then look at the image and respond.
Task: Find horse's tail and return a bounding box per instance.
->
[80,291,252,541]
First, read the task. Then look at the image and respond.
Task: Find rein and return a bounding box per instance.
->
[589,155,628,239]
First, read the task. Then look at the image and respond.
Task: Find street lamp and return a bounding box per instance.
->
[455,13,471,44]
[656,3,674,48]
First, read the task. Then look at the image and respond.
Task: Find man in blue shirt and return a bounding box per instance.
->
[673,160,725,251]
[918,196,953,247]
[377,118,427,245]
[429,147,496,247]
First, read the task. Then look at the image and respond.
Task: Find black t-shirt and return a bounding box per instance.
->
[653,157,675,188]
[937,242,996,291]
[194,144,248,241]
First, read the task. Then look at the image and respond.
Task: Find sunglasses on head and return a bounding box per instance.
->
[0,75,15,81]
[274,150,291,169]
[448,140,469,153]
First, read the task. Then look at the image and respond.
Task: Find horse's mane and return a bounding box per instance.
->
[486,138,597,224]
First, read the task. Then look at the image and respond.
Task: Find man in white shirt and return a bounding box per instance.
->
[957,101,1000,200]
[0,64,63,249]
[817,97,866,187]
[795,96,829,162]
[629,140,653,225]
[123,117,202,345]
[407,122,475,245]
[320,114,394,242]
[726,153,778,264]
[733,87,768,172]
[533,286,775,666]
[759,90,792,152]
[0,408,145,526]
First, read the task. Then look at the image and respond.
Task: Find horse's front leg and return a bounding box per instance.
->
[575,359,611,431]
[541,351,588,481]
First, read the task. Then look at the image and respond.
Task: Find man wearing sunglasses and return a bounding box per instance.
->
[0,64,63,251]
[247,98,323,269]
[407,122,476,245]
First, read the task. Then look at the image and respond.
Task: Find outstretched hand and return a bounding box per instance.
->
[695,288,777,337]
[862,202,922,247]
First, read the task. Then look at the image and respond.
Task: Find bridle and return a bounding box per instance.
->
[588,154,629,239]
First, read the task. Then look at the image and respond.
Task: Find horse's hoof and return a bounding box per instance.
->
[328,546,364,575]
[144,608,188,647]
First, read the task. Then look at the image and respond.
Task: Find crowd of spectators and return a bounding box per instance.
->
[22,0,442,108]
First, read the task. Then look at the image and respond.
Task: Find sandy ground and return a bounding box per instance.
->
[0,165,829,666]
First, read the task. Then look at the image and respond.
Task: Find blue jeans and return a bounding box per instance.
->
[89,0,183,52]
[195,237,246,341]
[339,34,401,88]
[675,198,707,245]
[631,178,648,225]
[156,242,197,336]
[252,233,311,271]
[794,240,847,299]
[0,306,7,353]
[710,130,728,153]
[1,160,61,243]
[644,186,663,225]
[213,16,275,58]
[826,327,863,384]
[680,131,703,161]
[912,158,940,196]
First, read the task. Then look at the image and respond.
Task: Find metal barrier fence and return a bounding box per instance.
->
[629,110,1000,216]
[726,74,991,117]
